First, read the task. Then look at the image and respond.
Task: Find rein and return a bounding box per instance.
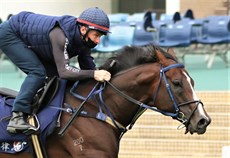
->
[59,63,202,137]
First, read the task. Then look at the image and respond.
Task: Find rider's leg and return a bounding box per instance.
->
[0,21,46,133]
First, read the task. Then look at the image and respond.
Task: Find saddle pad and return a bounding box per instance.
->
[0,79,67,154]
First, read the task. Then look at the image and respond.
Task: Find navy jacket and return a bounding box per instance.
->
[8,11,95,70]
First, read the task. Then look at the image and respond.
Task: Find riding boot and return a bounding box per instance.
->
[7,112,37,134]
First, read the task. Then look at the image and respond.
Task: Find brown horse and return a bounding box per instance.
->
[0,44,211,158]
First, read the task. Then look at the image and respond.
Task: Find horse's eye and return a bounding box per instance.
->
[172,80,181,87]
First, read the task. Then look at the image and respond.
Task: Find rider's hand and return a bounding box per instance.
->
[94,70,111,82]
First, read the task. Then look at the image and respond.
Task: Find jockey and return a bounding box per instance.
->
[0,7,111,134]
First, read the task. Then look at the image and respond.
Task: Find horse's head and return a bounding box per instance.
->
[100,45,211,135]
[150,47,211,134]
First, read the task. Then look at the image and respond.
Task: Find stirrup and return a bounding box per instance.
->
[24,115,40,135]
[23,127,38,135]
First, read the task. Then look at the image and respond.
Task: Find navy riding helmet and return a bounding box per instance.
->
[77,7,110,35]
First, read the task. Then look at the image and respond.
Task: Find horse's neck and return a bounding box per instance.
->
[104,67,158,127]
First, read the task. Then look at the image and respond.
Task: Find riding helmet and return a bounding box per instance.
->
[77,7,110,35]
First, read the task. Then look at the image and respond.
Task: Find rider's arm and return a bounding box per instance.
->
[49,27,95,80]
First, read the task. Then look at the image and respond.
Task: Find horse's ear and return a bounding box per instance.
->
[155,49,166,64]
[167,48,176,58]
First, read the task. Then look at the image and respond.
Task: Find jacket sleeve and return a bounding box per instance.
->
[49,27,94,80]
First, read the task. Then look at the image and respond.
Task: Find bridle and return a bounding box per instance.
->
[105,63,203,134]
[152,63,202,122]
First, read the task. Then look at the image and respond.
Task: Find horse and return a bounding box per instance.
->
[0,44,211,158]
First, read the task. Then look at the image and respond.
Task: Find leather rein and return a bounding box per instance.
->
[60,63,202,137]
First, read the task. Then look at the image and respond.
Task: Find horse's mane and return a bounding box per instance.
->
[99,44,177,76]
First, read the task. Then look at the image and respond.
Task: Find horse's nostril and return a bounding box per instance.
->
[197,118,208,129]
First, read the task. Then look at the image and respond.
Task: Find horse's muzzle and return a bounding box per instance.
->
[186,116,211,135]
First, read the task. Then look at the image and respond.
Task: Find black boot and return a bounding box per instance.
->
[7,112,36,134]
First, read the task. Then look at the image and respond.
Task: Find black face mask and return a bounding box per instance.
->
[83,37,97,49]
